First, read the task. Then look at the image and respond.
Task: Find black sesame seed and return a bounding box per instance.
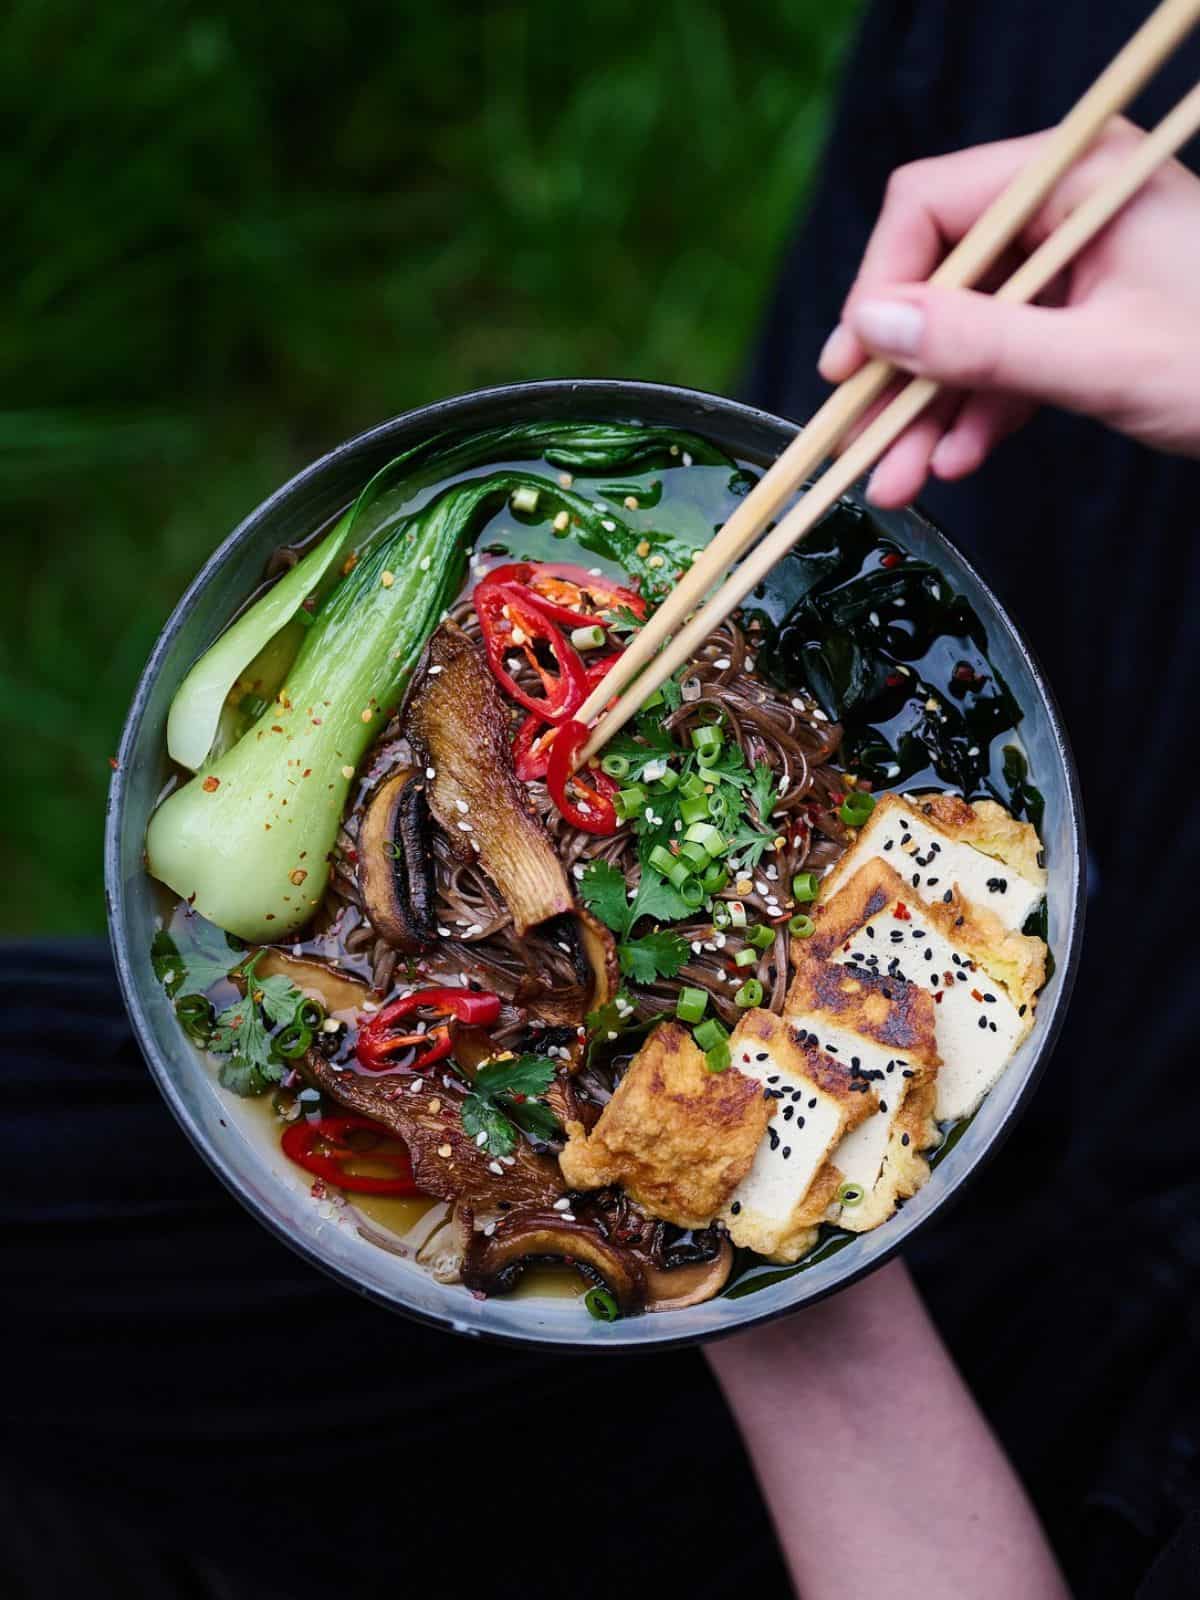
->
[901,1132,910,1147]
[1036,849,1045,868]
[989,1022,997,1032]
[983,993,996,1003]
[986,876,1008,894]
[927,876,939,886]
[924,948,933,961]
[931,974,939,986]
[783,1104,794,1121]
[901,1068,915,1078]
[912,873,920,888]
[954,915,965,927]
[866,926,876,939]
[782,1146,792,1159]
[942,889,953,903]
[767,1126,780,1150]
[1018,1004,1027,1017]
[767,1074,781,1084]
[808,1098,817,1110]
[756,1052,769,1062]
[796,1116,805,1129]
[731,1201,742,1215]
[884,838,895,851]
[978,1015,988,1030]
[956,971,967,982]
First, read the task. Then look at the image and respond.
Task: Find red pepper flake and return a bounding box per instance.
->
[970,988,984,1002]
[880,552,903,568]
[108,756,119,770]
[885,673,903,688]
[202,775,221,792]
[934,991,944,1004]
[893,902,911,921]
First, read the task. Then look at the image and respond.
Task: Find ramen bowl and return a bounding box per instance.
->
[105,379,1085,1350]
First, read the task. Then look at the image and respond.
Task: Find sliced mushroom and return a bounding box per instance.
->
[405,623,573,935]
[356,768,436,952]
[461,1208,646,1313]
[251,949,368,1016]
[644,1238,734,1311]
[298,1048,564,1211]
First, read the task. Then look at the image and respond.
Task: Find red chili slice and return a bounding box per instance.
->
[512,656,620,782]
[546,719,618,835]
[281,1115,421,1196]
[479,562,646,629]
[474,582,588,723]
[356,987,502,1073]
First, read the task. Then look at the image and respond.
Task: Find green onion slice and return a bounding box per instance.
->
[675,986,709,1024]
[838,790,877,827]
[705,1041,732,1074]
[585,1286,621,1322]
[735,979,764,1008]
[693,1018,729,1051]
[792,871,821,903]
[837,1181,865,1208]
[788,913,816,938]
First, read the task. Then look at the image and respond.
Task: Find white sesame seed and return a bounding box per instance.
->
[682,451,693,467]
[812,709,828,723]
[428,664,444,675]
[553,1197,571,1211]
[488,1160,503,1176]
[713,657,731,670]
[438,926,452,937]
[601,519,616,532]
[869,611,880,626]
[426,766,436,779]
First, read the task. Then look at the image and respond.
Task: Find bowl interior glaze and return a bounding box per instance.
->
[105,380,1085,1351]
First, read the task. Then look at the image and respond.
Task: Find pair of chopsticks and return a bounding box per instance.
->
[578,0,1200,761]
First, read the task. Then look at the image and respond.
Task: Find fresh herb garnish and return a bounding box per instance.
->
[461,1053,560,1157]
[206,951,311,1098]
[617,929,689,983]
[749,760,777,826]
[151,920,244,997]
[580,859,690,978]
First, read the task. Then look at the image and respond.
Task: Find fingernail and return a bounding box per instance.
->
[852,299,925,357]
[818,325,855,376]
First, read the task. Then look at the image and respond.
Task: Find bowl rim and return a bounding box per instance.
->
[105,377,1086,1351]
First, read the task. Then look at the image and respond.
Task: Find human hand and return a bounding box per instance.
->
[818,119,1200,508]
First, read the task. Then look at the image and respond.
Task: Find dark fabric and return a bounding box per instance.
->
[745,3,1200,1596]
[0,940,790,1599]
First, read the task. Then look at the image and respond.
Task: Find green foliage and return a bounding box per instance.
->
[461,1052,559,1156]
[2,0,860,932]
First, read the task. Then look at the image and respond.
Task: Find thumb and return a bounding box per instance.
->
[847,286,1114,412]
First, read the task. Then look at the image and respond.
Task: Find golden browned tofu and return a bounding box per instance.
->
[558,1021,772,1229]
[820,791,1046,932]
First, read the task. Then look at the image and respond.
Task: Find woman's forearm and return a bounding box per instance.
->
[707,1261,1068,1600]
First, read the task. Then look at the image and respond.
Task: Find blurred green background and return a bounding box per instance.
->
[4,0,861,935]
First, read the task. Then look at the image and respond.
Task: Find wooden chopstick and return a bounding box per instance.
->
[582,71,1200,761]
[575,0,1200,755]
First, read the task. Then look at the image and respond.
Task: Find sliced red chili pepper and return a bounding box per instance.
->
[546,719,618,835]
[474,581,588,723]
[479,562,646,629]
[281,1115,421,1196]
[356,987,502,1073]
[512,656,623,783]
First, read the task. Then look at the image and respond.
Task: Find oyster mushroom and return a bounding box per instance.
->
[355,768,436,952]
[461,1208,646,1313]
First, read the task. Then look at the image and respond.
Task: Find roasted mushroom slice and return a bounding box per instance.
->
[461,1208,647,1313]
[298,1051,565,1211]
[644,1238,734,1311]
[405,622,573,936]
[356,768,436,952]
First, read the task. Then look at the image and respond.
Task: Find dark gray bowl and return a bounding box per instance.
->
[105,379,1085,1350]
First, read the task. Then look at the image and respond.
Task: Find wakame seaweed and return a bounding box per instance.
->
[756,502,1024,798]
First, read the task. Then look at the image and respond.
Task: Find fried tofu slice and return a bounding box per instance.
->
[558,1021,771,1229]
[783,955,942,1233]
[820,792,1046,932]
[805,857,1046,1120]
[719,1009,877,1264]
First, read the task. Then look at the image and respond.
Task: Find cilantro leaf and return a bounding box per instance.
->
[697,743,752,788]
[627,866,691,928]
[618,930,689,983]
[461,1094,516,1158]
[580,859,633,939]
[507,1099,563,1143]
[606,604,646,637]
[474,1054,557,1098]
[585,991,639,1038]
[151,920,243,998]
[750,760,778,824]
[254,973,305,1027]
[209,993,282,1097]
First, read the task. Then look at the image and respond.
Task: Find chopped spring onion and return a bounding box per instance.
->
[274,1021,314,1061]
[725,899,748,928]
[679,772,708,802]
[641,758,669,783]
[678,840,711,870]
[788,913,816,938]
[679,876,706,909]
[571,624,606,651]
[640,686,666,711]
[680,794,711,825]
[510,485,540,514]
[706,792,727,819]
[296,997,326,1031]
[666,858,694,890]
[584,1286,621,1322]
[175,993,214,1046]
[616,785,647,820]
[792,871,821,903]
[693,1018,729,1052]
[675,987,709,1024]
[601,753,631,779]
[684,821,726,856]
[652,764,680,792]
[837,1181,865,1208]
[734,947,758,968]
[735,979,763,1008]
[839,790,877,827]
[705,1041,731,1074]
[747,923,776,951]
[696,743,724,768]
[648,844,678,878]
[700,862,729,894]
[691,724,723,756]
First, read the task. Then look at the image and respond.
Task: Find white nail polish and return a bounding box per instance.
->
[853,299,925,357]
